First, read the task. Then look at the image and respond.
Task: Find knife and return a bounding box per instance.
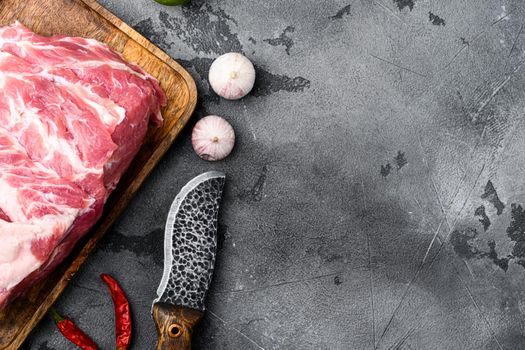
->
[152,171,226,350]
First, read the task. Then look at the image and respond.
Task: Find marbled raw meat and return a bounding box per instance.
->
[0,22,166,309]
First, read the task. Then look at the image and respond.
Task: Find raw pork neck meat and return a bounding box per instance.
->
[0,22,166,309]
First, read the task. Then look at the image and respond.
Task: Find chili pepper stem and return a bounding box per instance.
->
[50,308,65,324]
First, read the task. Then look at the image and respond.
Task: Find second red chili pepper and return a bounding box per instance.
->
[100,273,132,350]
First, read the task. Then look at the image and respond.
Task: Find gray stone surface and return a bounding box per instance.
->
[24,0,525,349]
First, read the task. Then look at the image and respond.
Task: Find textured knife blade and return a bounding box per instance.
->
[153,171,226,311]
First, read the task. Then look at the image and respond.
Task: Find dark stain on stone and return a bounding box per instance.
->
[460,37,470,46]
[158,4,242,55]
[334,276,343,285]
[263,26,295,55]
[450,227,479,259]
[487,240,509,272]
[217,222,230,251]
[393,0,415,11]
[507,204,525,267]
[394,151,408,170]
[429,12,445,26]
[322,253,344,263]
[451,227,509,271]
[101,228,164,266]
[252,65,311,97]
[177,57,220,103]
[356,192,443,294]
[159,11,173,30]
[179,57,311,98]
[241,166,268,202]
[381,163,392,177]
[249,37,257,44]
[326,176,465,302]
[133,18,172,51]
[178,57,213,81]
[481,180,505,215]
[474,205,491,231]
[330,5,352,20]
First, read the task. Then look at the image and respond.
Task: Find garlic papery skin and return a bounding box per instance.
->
[208,52,256,100]
[192,115,235,161]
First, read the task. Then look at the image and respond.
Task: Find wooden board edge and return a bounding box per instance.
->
[82,0,198,106]
[4,2,198,348]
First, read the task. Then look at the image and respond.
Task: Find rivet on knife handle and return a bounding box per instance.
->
[153,303,203,350]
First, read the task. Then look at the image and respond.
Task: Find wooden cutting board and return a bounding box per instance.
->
[0,0,197,348]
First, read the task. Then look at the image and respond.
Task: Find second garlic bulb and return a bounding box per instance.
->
[192,115,235,161]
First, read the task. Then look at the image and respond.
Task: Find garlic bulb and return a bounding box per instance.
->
[192,115,235,161]
[208,52,256,100]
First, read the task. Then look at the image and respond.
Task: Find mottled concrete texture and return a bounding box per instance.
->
[24,0,525,349]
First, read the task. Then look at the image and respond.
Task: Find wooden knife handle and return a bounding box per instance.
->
[153,302,204,350]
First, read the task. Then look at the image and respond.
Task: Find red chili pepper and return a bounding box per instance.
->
[50,308,99,350]
[100,273,132,350]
